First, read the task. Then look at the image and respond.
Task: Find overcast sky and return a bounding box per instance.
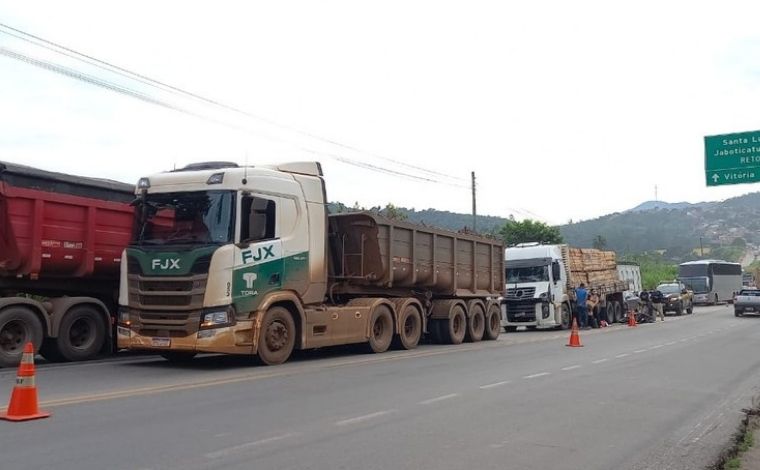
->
[2,1,760,225]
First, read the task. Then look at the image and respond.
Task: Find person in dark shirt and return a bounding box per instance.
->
[575,283,589,329]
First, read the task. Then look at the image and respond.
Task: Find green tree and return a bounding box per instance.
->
[592,235,607,250]
[382,203,407,221]
[498,219,563,246]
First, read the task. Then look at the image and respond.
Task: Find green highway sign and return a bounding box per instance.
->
[705,130,760,186]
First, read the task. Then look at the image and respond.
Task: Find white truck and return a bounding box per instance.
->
[501,243,629,330]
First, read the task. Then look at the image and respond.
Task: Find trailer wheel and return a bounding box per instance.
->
[52,306,107,362]
[483,304,501,340]
[465,304,485,342]
[613,302,623,323]
[258,306,296,365]
[442,305,466,345]
[367,305,394,353]
[0,307,43,368]
[394,305,422,350]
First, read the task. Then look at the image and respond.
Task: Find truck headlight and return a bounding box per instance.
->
[539,292,549,301]
[200,306,235,329]
[118,309,131,326]
[542,303,550,319]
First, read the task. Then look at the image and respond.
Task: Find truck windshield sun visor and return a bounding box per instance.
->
[132,190,235,246]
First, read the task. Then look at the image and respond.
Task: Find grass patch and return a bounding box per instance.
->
[724,458,741,469]
[712,405,760,470]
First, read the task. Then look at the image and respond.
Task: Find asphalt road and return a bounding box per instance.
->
[1,304,758,470]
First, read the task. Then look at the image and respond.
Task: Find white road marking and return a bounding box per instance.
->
[680,338,688,342]
[616,353,630,358]
[523,372,551,379]
[633,349,647,354]
[650,345,663,350]
[419,394,460,405]
[592,359,609,364]
[480,381,511,390]
[665,342,676,346]
[205,432,300,459]
[561,365,582,371]
[335,410,396,426]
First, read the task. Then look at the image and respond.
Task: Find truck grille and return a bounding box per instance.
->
[506,300,537,322]
[506,287,536,300]
[127,274,207,311]
[136,310,203,336]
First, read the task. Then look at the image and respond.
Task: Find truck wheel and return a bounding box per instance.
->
[465,304,485,342]
[258,306,296,365]
[52,306,107,362]
[0,307,43,368]
[559,303,571,330]
[483,304,501,340]
[442,305,467,345]
[367,305,394,353]
[613,302,623,323]
[394,305,422,350]
[161,352,197,363]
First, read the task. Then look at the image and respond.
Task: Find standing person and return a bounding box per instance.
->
[650,288,665,322]
[575,283,589,329]
[587,289,601,328]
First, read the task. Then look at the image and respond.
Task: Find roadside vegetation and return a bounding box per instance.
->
[621,252,678,290]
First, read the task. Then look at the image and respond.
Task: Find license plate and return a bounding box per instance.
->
[151,337,171,347]
[746,307,754,312]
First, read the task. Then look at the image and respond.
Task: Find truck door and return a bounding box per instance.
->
[232,195,283,314]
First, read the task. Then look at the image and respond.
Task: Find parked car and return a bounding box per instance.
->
[655,282,694,315]
[734,288,760,317]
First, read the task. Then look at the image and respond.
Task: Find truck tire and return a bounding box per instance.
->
[0,307,44,368]
[394,304,422,350]
[161,352,197,363]
[559,303,571,330]
[257,306,296,365]
[613,302,623,323]
[50,306,107,362]
[465,304,485,342]
[367,305,394,353]
[442,305,467,345]
[483,304,501,341]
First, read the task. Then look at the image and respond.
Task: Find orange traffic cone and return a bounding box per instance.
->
[0,343,51,422]
[566,318,583,347]
[628,310,638,327]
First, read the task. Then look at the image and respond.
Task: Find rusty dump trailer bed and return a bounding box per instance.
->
[0,161,135,366]
[328,212,504,297]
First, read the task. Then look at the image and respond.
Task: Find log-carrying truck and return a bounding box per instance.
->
[501,243,629,330]
[0,161,134,367]
[117,162,503,364]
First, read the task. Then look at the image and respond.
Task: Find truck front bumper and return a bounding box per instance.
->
[117,319,257,355]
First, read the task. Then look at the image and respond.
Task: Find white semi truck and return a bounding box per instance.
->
[501,243,629,330]
[117,162,504,364]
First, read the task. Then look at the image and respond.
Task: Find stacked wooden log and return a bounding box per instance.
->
[567,248,621,289]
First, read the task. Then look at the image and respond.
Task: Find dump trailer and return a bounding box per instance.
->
[0,161,134,367]
[502,243,629,330]
[117,162,504,364]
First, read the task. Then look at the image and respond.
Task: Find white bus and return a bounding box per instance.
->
[678,260,742,305]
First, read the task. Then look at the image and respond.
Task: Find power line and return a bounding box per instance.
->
[0,22,466,183]
[0,45,469,189]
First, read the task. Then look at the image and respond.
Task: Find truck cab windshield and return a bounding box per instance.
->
[506,265,549,283]
[133,190,234,246]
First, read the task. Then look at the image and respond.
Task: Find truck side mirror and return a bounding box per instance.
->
[552,262,561,282]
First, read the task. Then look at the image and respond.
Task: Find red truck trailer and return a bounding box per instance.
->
[0,161,134,367]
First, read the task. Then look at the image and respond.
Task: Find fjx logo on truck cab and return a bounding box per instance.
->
[241,245,276,264]
[151,258,181,270]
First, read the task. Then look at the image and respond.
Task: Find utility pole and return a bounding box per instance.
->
[471,171,477,232]
[700,237,704,257]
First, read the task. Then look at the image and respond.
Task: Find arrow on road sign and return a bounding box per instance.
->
[712,173,720,183]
